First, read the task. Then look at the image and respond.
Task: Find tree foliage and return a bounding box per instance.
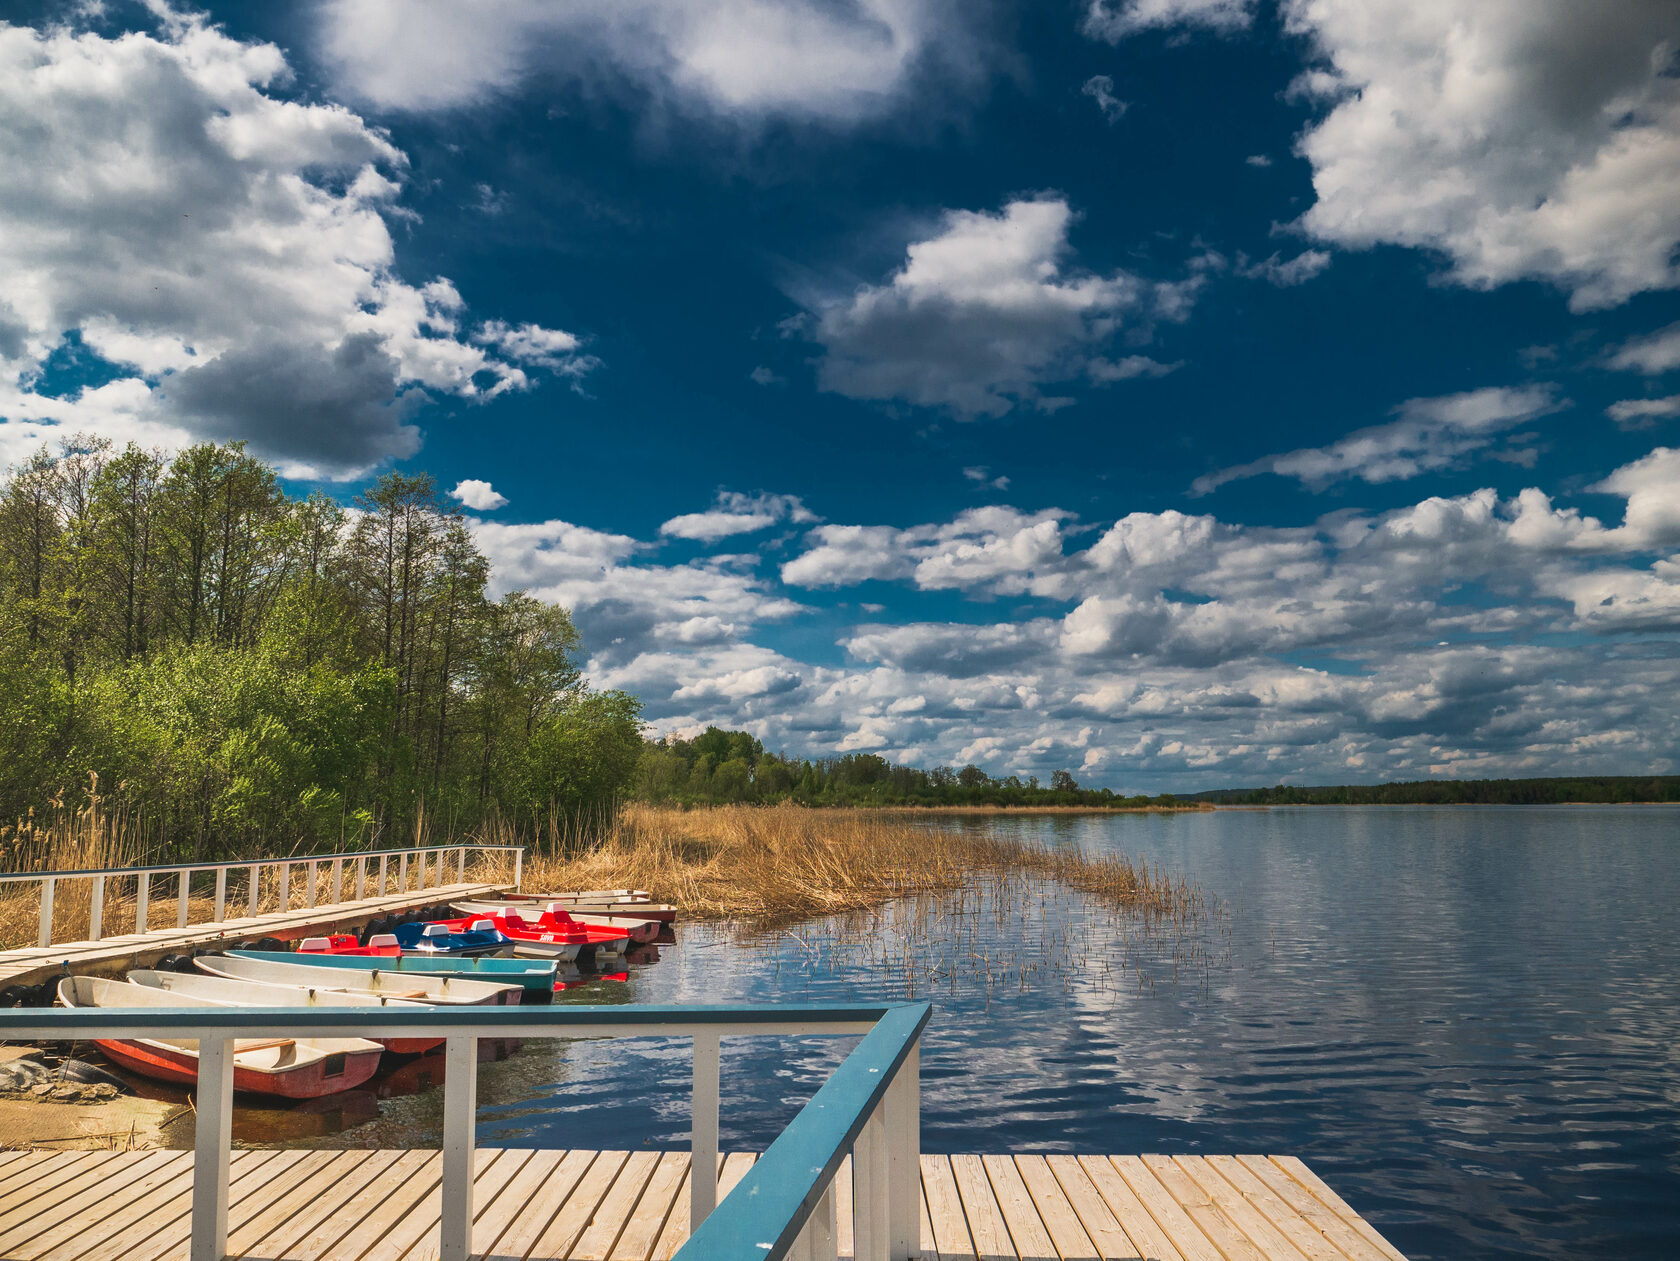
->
[636,727,1181,808]
[0,436,641,858]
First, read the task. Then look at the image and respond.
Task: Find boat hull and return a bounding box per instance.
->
[93,1037,383,1098]
[235,950,558,997]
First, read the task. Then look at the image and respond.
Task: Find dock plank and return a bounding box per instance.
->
[922,1154,977,1260]
[1080,1154,1193,1261]
[1209,1157,1381,1261]
[482,1149,597,1261]
[951,1153,1015,1261]
[1171,1157,1312,1261]
[0,1149,1406,1261]
[1125,1154,1265,1261]
[612,1151,689,1261]
[1013,1155,1099,1260]
[980,1156,1058,1261]
[1265,1158,1407,1261]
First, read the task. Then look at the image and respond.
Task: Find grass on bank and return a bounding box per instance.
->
[0,795,1202,947]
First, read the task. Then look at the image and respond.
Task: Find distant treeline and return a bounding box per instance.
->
[0,435,642,860]
[637,727,1190,808]
[1187,776,1680,805]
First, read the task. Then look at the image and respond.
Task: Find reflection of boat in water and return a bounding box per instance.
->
[59,976,384,1100]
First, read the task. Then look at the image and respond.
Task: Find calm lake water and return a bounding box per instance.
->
[218,806,1680,1260]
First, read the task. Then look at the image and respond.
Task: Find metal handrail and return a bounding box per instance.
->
[4,843,526,948]
[0,1000,929,1261]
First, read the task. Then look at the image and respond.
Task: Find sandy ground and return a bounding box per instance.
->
[0,1045,188,1150]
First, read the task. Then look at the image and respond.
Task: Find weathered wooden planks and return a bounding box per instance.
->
[0,1149,1407,1260]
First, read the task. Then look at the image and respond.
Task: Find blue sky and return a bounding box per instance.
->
[3,0,1680,789]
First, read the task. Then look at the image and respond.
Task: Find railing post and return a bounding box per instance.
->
[440,1035,478,1261]
[177,869,190,928]
[355,856,366,902]
[378,854,388,897]
[214,868,227,923]
[887,1041,920,1259]
[279,862,290,912]
[191,1035,234,1261]
[305,860,318,909]
[88,875,105,942]
[399,852,409,892]
[38,877,54,948]
[513,849,523,892]
[810,1180,839,1261]
[854,1102,889,1261]
[136,872,150,934]
[457,846,467,884]
[332,858,344,905]
[248,865,260,918]
[690,1029,720,1231]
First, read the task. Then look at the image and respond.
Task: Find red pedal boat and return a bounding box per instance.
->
[429,908,631,960]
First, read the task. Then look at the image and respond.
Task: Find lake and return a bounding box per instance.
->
[244,806,1680,1260]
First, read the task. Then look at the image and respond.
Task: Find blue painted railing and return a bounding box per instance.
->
[675,1001,931,1260]
[0,999,929,1261]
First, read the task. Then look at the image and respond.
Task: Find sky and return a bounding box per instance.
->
[3,0,1680,791]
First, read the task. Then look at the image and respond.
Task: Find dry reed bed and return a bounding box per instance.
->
[485,803,1201,929]
[0,800,1206,950]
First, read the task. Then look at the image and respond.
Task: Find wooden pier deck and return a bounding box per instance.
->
[0,1147,1406,1260]
[0,882,502,992]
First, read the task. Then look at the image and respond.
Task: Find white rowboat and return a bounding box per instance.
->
[194,954,522,1005]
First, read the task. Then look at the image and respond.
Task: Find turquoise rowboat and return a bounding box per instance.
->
[226,949,559,998]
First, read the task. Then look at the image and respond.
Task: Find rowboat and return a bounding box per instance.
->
[57,975,383,1099]
[389,920,512,956]
[239,943,560,998]
[429,909,630,960]
[450,899,661,943]
[128,969,443,1055]
[194,954,522,1005]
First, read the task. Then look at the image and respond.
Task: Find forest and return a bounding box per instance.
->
[636,727,1187,808]
[0,435,643,862]
[1187,776,1680,805]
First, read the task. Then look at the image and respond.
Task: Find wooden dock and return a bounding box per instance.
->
[0,1147,1407,1260]
[0,882,502,993]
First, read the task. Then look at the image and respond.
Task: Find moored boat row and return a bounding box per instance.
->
[47,886,677,1100]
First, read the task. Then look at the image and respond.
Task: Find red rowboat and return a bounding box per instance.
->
[58,976,383,1099]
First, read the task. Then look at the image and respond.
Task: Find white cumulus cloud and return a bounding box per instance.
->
[1083,0,1256,42]
[1191,385,1565,495]
[808,196,1197,417]
[0,12,593,479]
[659,491,818,543]
[313,0,981,123]
[451,479,508,511]
[1284,0,1680,312]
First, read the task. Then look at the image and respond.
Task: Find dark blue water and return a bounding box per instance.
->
[336,807,1680,1260]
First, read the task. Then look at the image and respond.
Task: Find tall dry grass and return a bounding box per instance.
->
[473,802,1198,928]
[0,795,1205,950]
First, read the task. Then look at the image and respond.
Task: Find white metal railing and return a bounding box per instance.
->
[0,1001,928,1261]
[0,843,525,948]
